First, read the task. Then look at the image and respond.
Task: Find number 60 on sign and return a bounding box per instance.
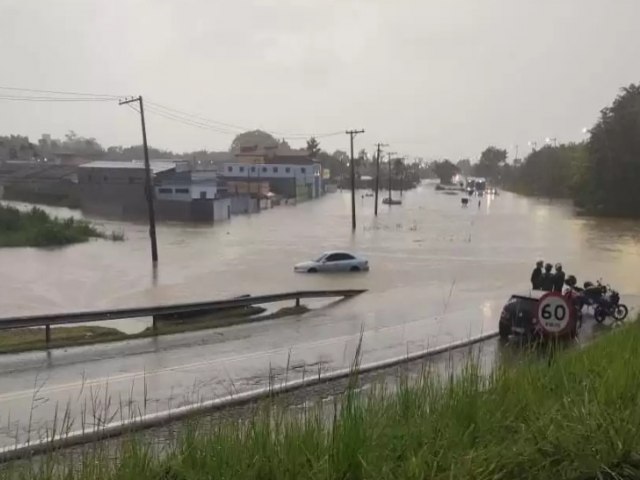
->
[536,292,574,335]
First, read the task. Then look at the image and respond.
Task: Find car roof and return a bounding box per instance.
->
[510,289,547,301]
[321,251,358,256]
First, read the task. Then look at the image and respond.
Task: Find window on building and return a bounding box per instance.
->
[262,166,267,173]
[300,167,306,174]
[273,167,278,173]
[250,166,256,173]
[103,176,108,182]
[227,166,233,172]
[175,188,189,194]
[239,166,245,173]
[158,188,173,194]
[200,191,207,199]
[285,167,291,173]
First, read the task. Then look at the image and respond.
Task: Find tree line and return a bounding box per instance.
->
[433,83,640,218]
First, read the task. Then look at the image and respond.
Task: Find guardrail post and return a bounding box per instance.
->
[295,297,300,307]
[45,324,51,347]
[152,316,158,333]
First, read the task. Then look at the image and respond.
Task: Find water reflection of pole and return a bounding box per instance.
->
[119,96,158,264]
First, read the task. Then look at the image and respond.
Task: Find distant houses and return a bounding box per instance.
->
[0,143,330,223]
[220,144,323,202]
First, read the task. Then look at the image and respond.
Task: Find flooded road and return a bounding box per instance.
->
[0,183,639,448]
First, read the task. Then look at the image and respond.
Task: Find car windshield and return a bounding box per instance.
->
[314,254,327,262]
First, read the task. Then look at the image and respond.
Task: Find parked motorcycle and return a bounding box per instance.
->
[565,278,628,323]
[593,284,628,323]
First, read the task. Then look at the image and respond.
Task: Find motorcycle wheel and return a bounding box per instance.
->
[614,304,629,321]
[594,307,607,324]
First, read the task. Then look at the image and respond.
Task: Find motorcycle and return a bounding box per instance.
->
[593,284,628,323]
[565,278,628,323]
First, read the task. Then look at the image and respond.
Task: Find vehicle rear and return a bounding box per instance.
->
[499,293,541,339]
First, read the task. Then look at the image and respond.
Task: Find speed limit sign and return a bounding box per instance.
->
[536,292,575,335]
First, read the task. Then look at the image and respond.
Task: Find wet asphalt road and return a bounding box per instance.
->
[0,183,639,447]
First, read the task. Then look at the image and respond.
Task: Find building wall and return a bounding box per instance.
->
[221,162,322,198]
[155,184,218,202]
[192,184,217,200]
[156,197,231,223]
[156,185,192,202]
[213,197,232,221]
[229,195,258,214]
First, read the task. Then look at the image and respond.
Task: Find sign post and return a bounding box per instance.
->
[536,292,575,337]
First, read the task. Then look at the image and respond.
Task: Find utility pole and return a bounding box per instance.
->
[119,96,158,264]
[387,151,397,200]
[346,129,365,231]
[374,142,387,216]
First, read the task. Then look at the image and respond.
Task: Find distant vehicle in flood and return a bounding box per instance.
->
[382,197,402,205]
[294,251,369,273]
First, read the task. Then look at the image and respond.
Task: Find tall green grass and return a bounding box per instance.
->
[4,323,640,479]
[0,204,123,247]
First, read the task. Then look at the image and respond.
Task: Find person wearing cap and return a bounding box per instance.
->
[540,263,555,291]
[553,263,566,292]
[530,260,544,290]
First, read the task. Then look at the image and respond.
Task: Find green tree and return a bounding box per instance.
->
[229,130,280,152]
[584,83,640,215]
[431,160,459,184]
[509,144,587,198]
[475,146,507,181]
[456,158,472,176]
[306,137,320,159]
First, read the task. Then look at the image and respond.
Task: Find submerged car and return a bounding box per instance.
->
[498,290,579,340]
[294,251,369,273]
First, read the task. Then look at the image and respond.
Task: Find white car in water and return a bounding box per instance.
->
[294,251,369,273]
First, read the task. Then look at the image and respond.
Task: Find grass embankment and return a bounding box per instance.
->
[0,204,123,247]
[0,305,309,354]
[4,321,640,479]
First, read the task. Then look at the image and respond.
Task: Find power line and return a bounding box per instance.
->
[0,86,121,98]
[147,99,344,139]
[0,95,115,102]
[143,104,242,135]
[146,101,247,132]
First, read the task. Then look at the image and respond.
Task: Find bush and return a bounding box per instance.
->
[0,203,121,247]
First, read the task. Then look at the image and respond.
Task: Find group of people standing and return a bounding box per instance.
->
[530,260,565,292]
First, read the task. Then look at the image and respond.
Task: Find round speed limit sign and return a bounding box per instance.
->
[536,292,574,335]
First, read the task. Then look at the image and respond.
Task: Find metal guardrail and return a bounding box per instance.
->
[0,289,367,346]
[0,330,498,463]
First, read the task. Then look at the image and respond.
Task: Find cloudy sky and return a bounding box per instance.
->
[1,0,639,160]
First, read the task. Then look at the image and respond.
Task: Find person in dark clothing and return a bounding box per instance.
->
[540,263,555,291]
[530,260,544,290]
[553,263,566,292]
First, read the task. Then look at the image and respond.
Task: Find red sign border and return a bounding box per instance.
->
[536,291,576,336]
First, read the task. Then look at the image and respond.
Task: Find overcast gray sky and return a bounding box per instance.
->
[2,0,640,160]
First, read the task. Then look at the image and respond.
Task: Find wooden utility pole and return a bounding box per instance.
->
[374,143,387,216]
[119,96,158,264]
[346,129,365,230]
[387,151,396,201]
